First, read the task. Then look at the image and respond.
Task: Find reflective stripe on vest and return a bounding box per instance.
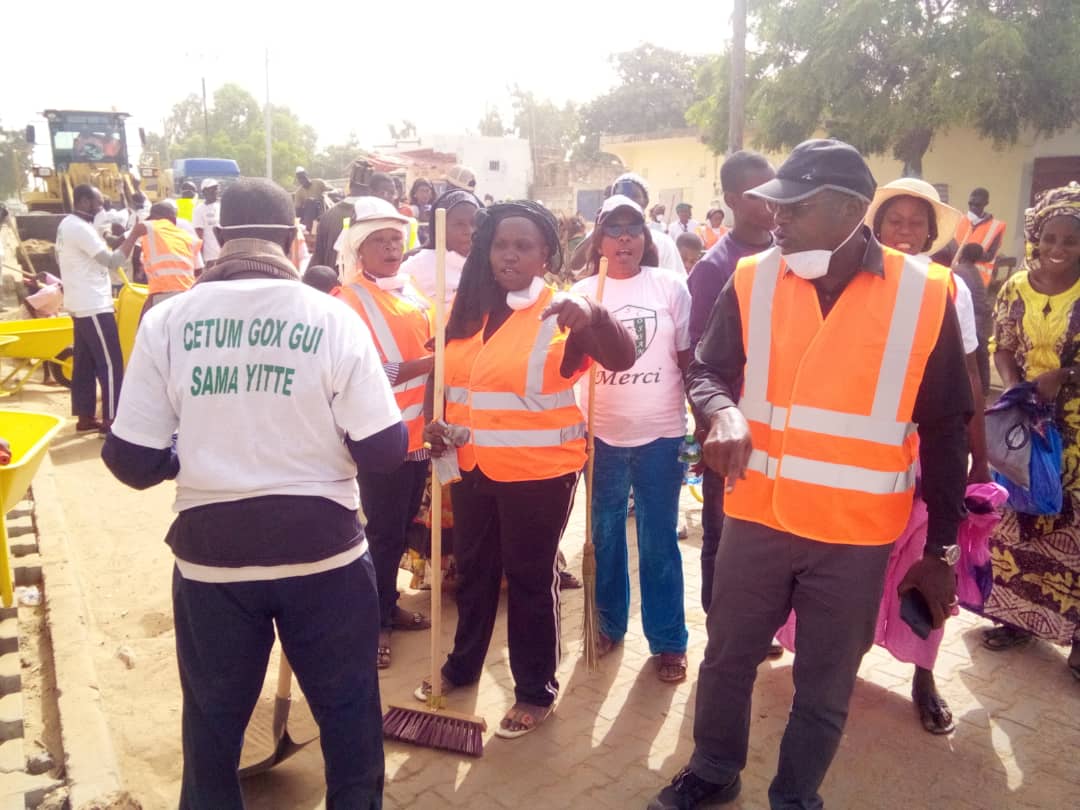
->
[954,217,1005,282]
[342,280,432,451]
[446,285,589,480]
[728,245,949,544]
[141,221,198,293]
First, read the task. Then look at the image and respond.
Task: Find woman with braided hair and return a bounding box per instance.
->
[419,200,636,738]
[980,183,1080,679]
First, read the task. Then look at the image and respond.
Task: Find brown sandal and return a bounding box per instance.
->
[597,632,620,658]
[657,652,688,683]
[495,702,553,739]
[377,631,392,669]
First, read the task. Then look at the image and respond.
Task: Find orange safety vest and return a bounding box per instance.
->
[953,216,1006,286]
[336,278,433,453]
[444,285,589,482]
[139,220,200,295]
[698,224,727,250]
[725,246,950,545]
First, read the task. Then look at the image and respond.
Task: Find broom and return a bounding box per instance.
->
[581,257,609,670]
[382,207,487,756]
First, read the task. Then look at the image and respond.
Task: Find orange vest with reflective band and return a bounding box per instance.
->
[698,224,727,250]
[444,285,590,482]
[336,277,433,453]
[953,216,1006,286]
[725,246,950,545]
[139,220,200,295]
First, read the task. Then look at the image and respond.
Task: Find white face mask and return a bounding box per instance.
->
[373,274,406,291]
[783,220,864,280]
[506,275,546,311]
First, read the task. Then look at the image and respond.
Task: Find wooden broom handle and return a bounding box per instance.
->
[429,207,447,702]
[584,258,609,542]
[275,651,293,700]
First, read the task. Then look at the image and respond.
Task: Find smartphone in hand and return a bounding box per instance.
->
[900,589,934,640]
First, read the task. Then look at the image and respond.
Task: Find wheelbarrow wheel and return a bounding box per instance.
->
[47,348,73,388]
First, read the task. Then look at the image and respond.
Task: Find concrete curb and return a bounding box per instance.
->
[33,455,124,808]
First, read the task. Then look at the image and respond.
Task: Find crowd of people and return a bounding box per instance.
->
[33,126,1073,809]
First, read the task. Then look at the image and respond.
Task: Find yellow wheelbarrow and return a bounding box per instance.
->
[0,410,63,607]
[0,318,75,395]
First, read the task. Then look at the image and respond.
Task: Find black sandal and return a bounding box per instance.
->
[983,626,1032,651]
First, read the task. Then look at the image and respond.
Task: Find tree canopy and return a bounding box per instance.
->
[164,83,317,186]
[0,124,33,201]
[693,0,1080,175]
[579,44,706,154]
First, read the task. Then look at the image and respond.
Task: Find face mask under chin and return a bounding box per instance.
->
[506,275,546,310]
[782,220,864,280]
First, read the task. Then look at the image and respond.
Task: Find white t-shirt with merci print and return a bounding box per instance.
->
[573,266,691,447]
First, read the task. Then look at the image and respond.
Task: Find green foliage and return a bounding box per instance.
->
[686,54,733,155]
[161,83,317,187]
[725,0,1080,175]
[307,134,364,181]
[510,87,582,159]
[478,109,509,137]
[579,44,706,154]
[387,120,417,141]
[0,124,33,200]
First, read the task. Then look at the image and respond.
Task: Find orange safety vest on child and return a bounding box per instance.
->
[725,246,951,545]
[336,277,433,453]
[953,216,1006,286]
[138,220,200,295]
[444,285,590,482]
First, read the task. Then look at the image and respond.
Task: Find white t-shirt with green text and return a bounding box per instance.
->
[112,279,401,512]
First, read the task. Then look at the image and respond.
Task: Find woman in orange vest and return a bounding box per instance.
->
[421,201,635,738]
[334,197,435,669]
[697,207,728,250]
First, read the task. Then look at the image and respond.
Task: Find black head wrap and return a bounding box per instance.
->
[426,188,482,249]
[446,200,563,341]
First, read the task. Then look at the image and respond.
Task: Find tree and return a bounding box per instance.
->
[161,83,316,187]
[308,134,364,181]
[510,88,581,160]
[724,0,1080,176]
[0,125,33,200]
[478,108,509,137]
[578,44,706,154]
[387,120,417,141]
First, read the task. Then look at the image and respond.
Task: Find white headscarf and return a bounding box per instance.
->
[332,197,410,281]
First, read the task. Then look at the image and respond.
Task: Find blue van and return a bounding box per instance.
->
[172,158,241,193]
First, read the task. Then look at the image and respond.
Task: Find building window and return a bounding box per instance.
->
[489,160,501,172]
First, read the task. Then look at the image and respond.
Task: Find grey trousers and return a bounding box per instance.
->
[689,517,893,810]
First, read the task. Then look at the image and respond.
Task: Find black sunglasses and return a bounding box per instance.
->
[601,222,645,239]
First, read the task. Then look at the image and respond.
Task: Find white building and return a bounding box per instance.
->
[421,134,533,201]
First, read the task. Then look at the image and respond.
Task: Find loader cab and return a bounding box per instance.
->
[42,110,131,172]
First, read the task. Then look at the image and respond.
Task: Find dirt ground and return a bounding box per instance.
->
[9,380,1080,810]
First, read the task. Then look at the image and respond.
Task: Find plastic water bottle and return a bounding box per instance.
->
[678,434,702,465]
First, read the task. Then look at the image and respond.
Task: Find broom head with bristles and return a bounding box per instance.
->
[383,703,487,757]
[581,541,599,668]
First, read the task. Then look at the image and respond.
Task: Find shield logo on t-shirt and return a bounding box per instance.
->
[612,304,657,358]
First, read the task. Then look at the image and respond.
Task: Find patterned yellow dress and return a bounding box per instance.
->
[984,270,1080,644]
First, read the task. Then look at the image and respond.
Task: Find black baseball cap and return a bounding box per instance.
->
[746,139,876,204]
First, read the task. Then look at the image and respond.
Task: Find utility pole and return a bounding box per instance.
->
[264,49,273,181]
[728,0,747,154]
[201,77,210,155]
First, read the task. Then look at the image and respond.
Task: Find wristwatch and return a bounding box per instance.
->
[927,543,961,566]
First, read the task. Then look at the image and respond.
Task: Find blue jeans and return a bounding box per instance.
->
[591,436,688,655]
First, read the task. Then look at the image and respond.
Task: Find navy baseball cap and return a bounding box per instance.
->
[746,139,876,204]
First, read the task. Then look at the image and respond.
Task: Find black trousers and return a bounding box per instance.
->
[357,459,429,629]
[173,555,383,810]
[442,467,578,707]
[71,312,124,420]
[700,468,724,612]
